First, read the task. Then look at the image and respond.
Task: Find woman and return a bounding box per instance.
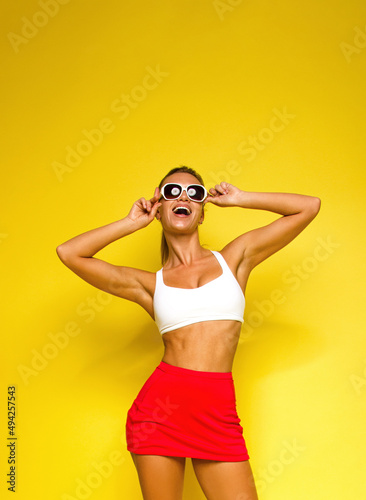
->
[56,166,320,500]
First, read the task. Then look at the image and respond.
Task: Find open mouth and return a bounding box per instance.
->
[172,206,191,216]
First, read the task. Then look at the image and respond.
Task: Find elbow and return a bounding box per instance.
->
[313,196,321,214]
[56,245,83,265]
[306,196,321,219]
[56,244,70,263]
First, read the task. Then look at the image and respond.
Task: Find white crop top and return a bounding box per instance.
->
[153,250,245,335]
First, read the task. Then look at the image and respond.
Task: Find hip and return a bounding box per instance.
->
[128,360,239,415]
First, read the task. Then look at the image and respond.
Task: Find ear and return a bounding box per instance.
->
[155,209,161,221]
[199,207,205,225]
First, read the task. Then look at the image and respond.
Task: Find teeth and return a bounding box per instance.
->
[173,206,191,215]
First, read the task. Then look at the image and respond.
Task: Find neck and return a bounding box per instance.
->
[163,231,207,267]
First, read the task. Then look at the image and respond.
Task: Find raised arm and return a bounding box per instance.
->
[205,182,321,273]
[56,188,161,314]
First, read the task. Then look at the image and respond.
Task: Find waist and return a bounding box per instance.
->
[157,360,233,379]
[161,320,241,372]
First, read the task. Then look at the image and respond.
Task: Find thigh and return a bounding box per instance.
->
[130,452,186,500]
[191,458,258,500]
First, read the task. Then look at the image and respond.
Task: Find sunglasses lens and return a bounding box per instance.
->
[163,184,182,199]
[162,183,206,201]
[187,185,206,201]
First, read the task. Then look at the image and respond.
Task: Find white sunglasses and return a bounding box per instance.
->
[160,183,207,202]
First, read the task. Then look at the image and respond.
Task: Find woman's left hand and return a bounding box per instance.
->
[204,182,244,207]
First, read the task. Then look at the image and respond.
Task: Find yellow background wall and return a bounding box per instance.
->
[2,0,366,498]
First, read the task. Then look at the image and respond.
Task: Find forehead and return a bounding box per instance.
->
[162,172,201,186]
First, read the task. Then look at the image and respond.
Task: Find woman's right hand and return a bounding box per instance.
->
[126,187,162,229]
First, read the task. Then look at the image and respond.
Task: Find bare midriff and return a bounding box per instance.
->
[161,320,242,372]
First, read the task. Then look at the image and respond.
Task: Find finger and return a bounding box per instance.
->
[146,200,152,212]
[204,195,220,205]
[209,188,218,196]
[204,193,220,205]
[215,184,226,195]
[220,182,230,193]
[151,201,162,218]
[140,198,147,211]
[149,187,160,204]
[150,187,159,202]
[135,198,143,209]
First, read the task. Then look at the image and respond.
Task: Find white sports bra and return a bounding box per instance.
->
[153,250,245,335]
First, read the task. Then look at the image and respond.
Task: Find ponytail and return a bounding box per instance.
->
[160,232,169,266]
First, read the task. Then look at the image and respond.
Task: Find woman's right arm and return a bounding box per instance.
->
[56,189,161,311]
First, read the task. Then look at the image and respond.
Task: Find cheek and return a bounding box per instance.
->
[158,204,171,222]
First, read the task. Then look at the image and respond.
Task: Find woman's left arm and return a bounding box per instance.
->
[205,182,321,270]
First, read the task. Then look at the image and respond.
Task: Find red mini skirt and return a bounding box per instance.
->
[125,361,249,461]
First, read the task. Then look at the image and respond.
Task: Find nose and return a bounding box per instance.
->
[178,188,189,201]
